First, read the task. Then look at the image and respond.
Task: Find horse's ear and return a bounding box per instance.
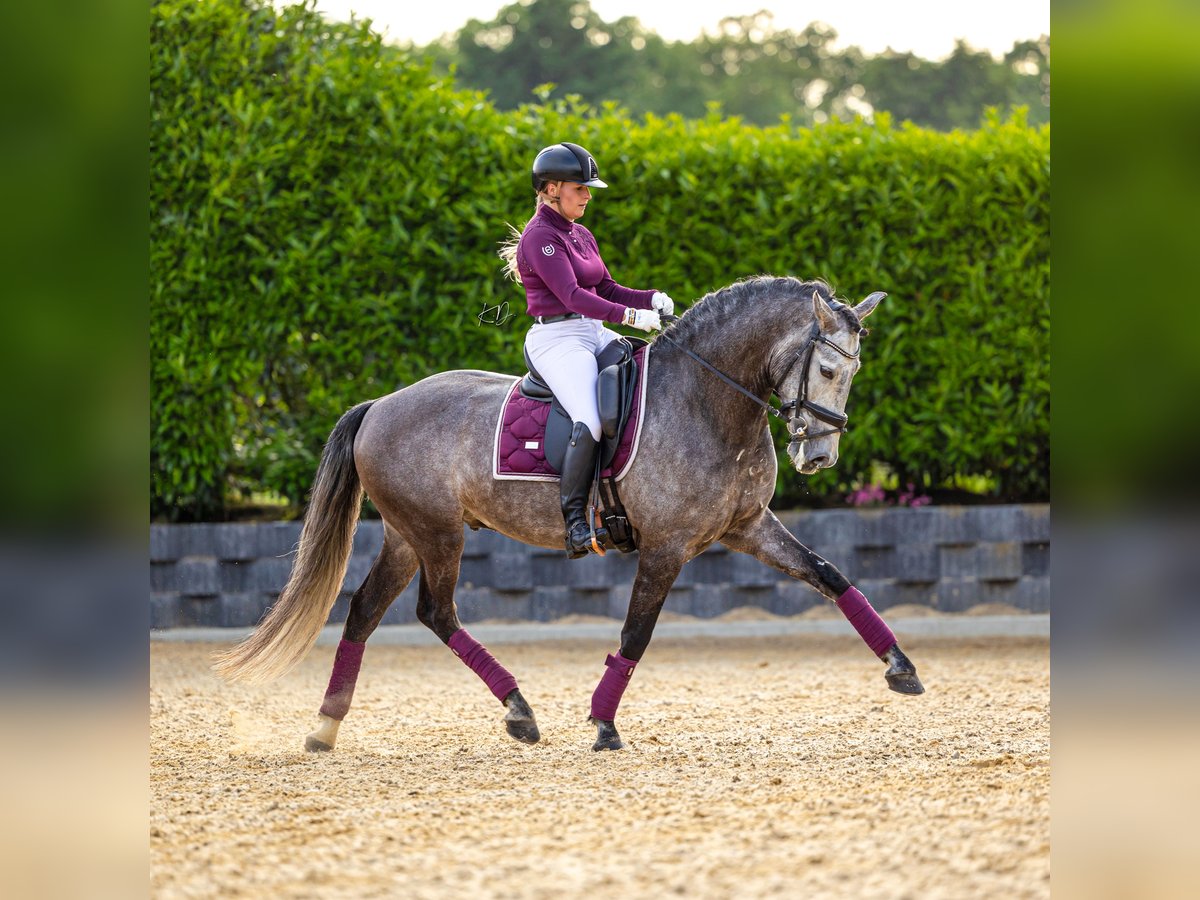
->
[854,291,887,320]
[812,290,838,331]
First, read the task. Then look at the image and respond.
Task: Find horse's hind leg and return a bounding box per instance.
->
[305,529,418,752]
[722,510,925,695]
[413,531,540,745]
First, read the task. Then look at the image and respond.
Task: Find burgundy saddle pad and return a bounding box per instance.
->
[492,344,650,481]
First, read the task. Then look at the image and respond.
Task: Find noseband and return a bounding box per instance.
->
[774,323,861,440]
[656,321,860,440]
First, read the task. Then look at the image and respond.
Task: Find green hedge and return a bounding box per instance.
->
[151,0,1049,519]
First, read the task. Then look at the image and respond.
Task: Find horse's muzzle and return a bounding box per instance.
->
[788,439,838,475]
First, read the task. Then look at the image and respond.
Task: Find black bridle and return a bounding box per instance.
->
[655,319,861,440]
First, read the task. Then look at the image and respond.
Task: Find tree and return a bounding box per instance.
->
[1003,37,1051,126]
[445,0,648,111]
[416,0,1049,131]
[845,38,1050,131]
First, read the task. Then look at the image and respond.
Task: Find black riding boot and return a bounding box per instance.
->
[560,422,608,558]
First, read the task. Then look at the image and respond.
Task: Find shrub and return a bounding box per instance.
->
[151,0,1048,518]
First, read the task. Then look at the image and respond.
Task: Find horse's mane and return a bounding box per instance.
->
[665,276,862,343]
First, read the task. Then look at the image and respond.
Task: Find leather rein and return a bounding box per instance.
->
[655,319,861,440]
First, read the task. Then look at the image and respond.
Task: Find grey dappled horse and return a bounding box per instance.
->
[214,276,924,752]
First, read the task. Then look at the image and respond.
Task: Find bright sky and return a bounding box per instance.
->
[309,0,1049,59]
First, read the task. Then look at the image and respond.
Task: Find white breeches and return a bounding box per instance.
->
[524,318,619,441]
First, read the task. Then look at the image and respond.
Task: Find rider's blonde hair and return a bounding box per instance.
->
[497,222,523,283]
[498,191,557,283]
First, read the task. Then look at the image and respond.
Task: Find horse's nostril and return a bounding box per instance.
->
[808,454,829,468]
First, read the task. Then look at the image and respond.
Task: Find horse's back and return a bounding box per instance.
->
[396,367,516,394]
[358,368,514,445]
[351,368,516,521]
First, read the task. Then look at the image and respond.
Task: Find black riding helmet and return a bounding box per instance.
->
[531,142,608,192]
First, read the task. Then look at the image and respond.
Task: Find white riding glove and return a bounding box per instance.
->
[623,307,662,332]
[651,292,675,316]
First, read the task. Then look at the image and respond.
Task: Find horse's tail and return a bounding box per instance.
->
[212,400,375,684]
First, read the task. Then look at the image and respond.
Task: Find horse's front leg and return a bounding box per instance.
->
[589,549,686,751]
[722,510,925,695]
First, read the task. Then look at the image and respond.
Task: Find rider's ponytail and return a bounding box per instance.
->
[498,195,550,283]
[497,221,523,283]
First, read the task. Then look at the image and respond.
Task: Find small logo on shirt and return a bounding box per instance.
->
[541,245,555,256]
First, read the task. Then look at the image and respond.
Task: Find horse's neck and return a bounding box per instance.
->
[673,307,806,395]
[653,307,806,436]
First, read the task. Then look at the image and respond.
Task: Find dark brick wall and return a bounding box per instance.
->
[150,505,1049,629]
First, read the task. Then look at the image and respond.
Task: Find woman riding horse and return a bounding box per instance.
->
[502,142,674,558]
[213,179,926,753]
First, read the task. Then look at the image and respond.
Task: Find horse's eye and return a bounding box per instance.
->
[820,365,835,379]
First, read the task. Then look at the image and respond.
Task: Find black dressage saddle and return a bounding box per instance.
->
[519,336,646,475]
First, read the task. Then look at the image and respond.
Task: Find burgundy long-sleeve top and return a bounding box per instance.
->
[516,204,655,323]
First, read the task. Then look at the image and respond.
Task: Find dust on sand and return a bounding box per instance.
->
[151,634,1049,899]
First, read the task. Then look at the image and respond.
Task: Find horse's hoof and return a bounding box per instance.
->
[505,718,541,744]
[503,689,541,744]
[882,644,925,695]
[305,714,340,751]
[886,670,926,695]
[591,718,625,751]
[592,734,625,751]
